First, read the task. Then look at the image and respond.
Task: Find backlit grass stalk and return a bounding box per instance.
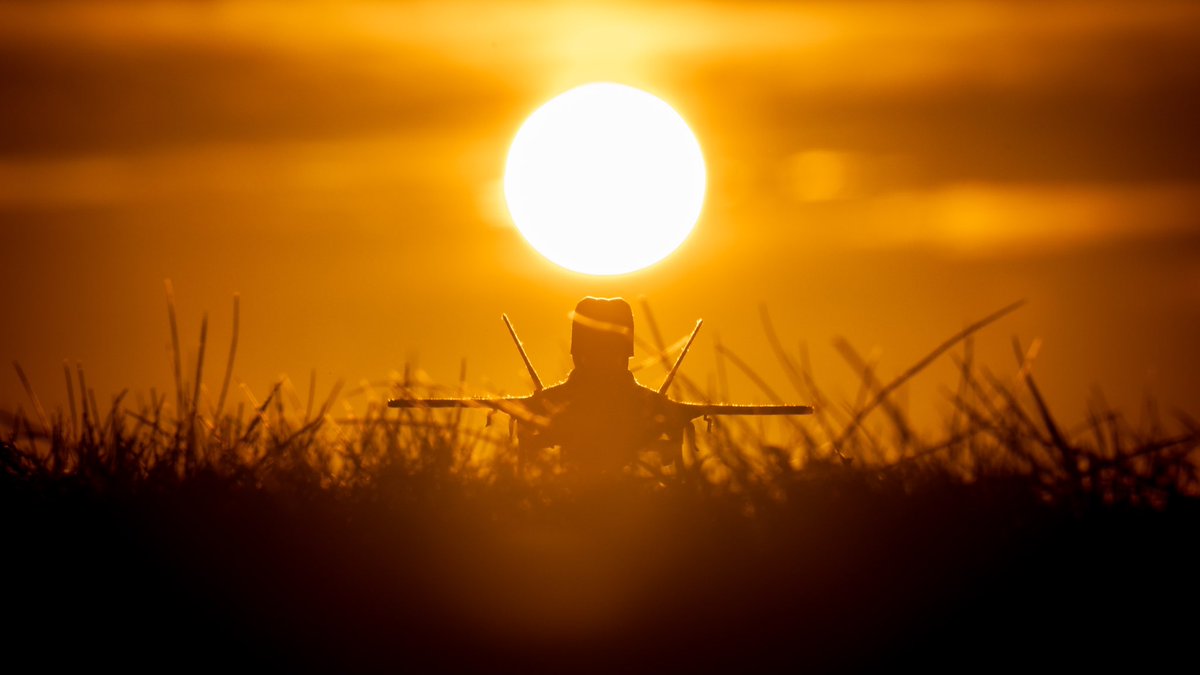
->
[1,295,1196,507]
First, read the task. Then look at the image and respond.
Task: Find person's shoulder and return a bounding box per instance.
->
[533,378,573,401]
[631,380,672,404]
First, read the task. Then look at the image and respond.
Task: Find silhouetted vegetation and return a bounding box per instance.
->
[4,291,1197,671]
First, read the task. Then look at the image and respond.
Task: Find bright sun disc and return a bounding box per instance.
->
[504,83,706,276]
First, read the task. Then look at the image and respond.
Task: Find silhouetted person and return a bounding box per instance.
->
[520,297,683,475]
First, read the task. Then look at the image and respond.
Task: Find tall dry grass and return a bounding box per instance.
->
[4,283,1198,671]
[4,285,1196,505]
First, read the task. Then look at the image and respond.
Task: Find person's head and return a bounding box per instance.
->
[571,297,634,371]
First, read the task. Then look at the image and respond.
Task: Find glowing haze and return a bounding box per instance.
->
[1,1,1199,429]
[504,83,706,275]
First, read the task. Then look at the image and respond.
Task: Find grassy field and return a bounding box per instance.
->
[4,291,1198,671]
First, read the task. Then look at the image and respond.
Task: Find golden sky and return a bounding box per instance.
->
[2,0,1198,427]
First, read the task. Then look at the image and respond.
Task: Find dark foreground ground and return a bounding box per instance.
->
[5,464,1197,673]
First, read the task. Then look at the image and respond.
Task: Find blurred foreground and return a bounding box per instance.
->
[4,317,1198,671]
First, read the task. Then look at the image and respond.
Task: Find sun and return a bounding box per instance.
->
[504,83,706,276]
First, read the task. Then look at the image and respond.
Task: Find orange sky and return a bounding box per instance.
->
[2,0,1198,429]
